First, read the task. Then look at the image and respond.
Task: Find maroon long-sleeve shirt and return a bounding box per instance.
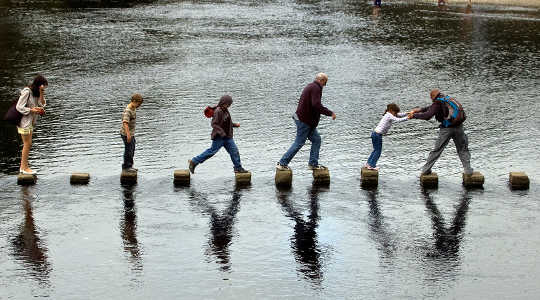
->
[295,81,333,128]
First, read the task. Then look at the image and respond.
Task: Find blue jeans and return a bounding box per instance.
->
[367,131,382,167]
[121,134,136,169]
[374,0,381,6]
[279,118,321,167]
[192,137,242,169]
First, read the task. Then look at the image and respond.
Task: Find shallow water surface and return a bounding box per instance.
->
[0,1,539,299]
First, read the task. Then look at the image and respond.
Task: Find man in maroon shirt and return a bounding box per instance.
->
[410,89,473,175]
[277,73,336,170]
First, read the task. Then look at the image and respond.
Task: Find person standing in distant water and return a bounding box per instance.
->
[16,75,48,175]
[120,93,143,172]
[276,73,336,171]
[188,95,248,174]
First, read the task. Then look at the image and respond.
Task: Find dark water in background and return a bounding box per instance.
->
[1,0,539,298]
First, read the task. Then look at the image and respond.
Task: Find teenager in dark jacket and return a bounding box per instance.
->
[189,95,248,174]
[410,89,473,175]
[277,73,336,170]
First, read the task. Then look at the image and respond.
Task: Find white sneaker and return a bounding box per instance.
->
[276,162,290,170]
[20,169,36,175]
[308,164,327,170]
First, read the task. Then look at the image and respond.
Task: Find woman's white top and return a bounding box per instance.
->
[16,87,45,129]
[374,112,408,135]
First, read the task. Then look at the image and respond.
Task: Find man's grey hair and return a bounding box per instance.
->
[315,72,328,81]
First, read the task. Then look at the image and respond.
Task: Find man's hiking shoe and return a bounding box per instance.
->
[308,164,327,170]
[276,162,290,170]
[188,159,197,174]
[234,167,249,173]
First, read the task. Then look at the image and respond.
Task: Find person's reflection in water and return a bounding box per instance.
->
[277,185,324,284]
[365,189,396,261]
[422,189,471,258]
[10,186,51,285]
[120,184,143,272]
[189,189,242,272]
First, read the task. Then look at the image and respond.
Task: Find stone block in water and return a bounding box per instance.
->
[509,172,529,190]
[361,167,378,188]
[275,169,292,188]
[420,172,438,189]
[17,174,36,185]
[235,171,251,186]
[120,169,137,185]
[312,168,330,185]
[174,169,190,186]
[463,171,484,188]
[70,172,90,185]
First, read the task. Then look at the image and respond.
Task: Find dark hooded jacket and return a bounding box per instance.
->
[211,95,234,140]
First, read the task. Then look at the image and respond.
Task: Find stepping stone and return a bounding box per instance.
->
[361,167,378,188]
[463,171,484,188]
[420,172,438,189]
[235,171,251,186]
[70,173,90,185]
[312,168,330,185]
[275,169,292,188]
[509,172,529,190]
[120,169,137,185]
[17,174,36,185]
[173,169,190,186]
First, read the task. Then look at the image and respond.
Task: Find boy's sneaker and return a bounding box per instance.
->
[276,162,290,170]
[188,159,197,174]
[366,165,379,171]
[234,167,249,173]
[123,167,137,173]
[308,164,327,170]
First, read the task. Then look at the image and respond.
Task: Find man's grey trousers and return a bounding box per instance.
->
[422,124,473,175]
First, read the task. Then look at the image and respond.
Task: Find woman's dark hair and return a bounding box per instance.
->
[29,75,48,97]
[384,103,400,115]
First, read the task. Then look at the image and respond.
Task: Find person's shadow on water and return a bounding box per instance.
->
[10,186,51,285]
[364,189,397,261]
[276,185,325,284]
[188,188,244,272]
[120,184,143,272]
[422,189,471,258]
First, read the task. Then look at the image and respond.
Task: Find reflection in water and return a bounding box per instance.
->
[120,184,143,271]
[422,189,471,258]
[365,190,396,261]
[10,186,51,284]
[189,189,242,272]
[277,186,324,284]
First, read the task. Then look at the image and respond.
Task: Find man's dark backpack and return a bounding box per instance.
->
[435,95,466,127]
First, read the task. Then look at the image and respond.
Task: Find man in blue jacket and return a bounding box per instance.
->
[277,73,336,170]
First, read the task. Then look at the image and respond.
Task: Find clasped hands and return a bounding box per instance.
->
[406,107,422,119]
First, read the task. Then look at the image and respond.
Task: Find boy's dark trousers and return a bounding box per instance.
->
[121,134,136,169]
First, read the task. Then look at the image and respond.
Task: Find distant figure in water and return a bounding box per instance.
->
[374,0,381,7]
[120,93,143,172]
[438,0,446,6]
[188,95,248,174]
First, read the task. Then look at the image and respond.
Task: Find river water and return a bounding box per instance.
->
[1,1,539,299]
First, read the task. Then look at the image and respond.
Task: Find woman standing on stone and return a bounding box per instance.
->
[16,75,48,175]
